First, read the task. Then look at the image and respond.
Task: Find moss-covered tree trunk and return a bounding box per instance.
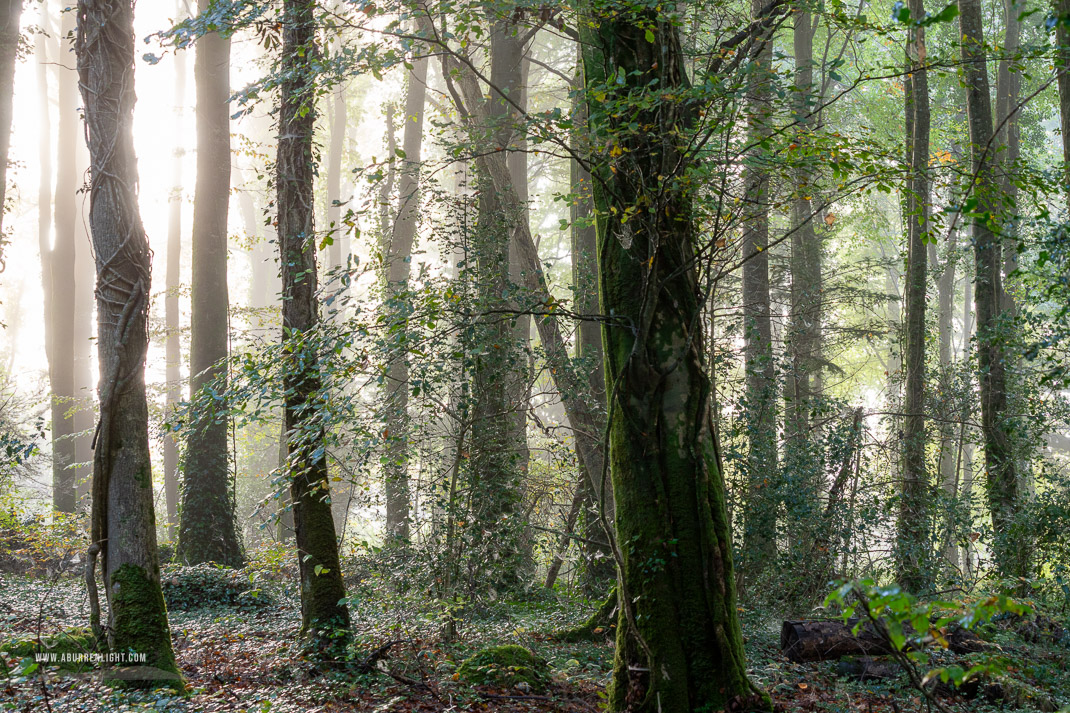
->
[581,7,767,711]
[278,0,352,654]
[75,0,178,683]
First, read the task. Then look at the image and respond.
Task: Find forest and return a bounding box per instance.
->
[1,0,1070,710]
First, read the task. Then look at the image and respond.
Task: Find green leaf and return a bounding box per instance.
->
[645,28,655,43]
[921,3,960,25]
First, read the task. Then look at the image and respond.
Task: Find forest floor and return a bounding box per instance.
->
[1,567,1069,713]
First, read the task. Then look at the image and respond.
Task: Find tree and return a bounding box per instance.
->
[581,5,768,710]
[463,11,530,584]
[178,0,243,567]
[382,16,430,543]
[75,0,179,682]
[0,0,23,245]
[740,0,779,576]
[58,0,96,508]
[958,0,1027,583]
[896,0,932,592]
[1058,0,1070,211]
[278,0,351,653]
[164,0,188,543]
[568,59,611,590]
[36,5,78,514]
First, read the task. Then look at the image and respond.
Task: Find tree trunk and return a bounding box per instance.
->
[581,11,766,712]
[164,1,187,543]
[931,228,959,572]
[897,0,931,592]
[785,5,823,549]
[464,15,528,586]
[61,0,96,506]
[178,0,241,566]
[75,0,179,682]
[0,0,22,241]
[326,76,345,271]
[994,0,1020,312]
[383,20,429,543]
[569,67,612,591]
[958,0,1027,582]
[71,124,95,508]
[278,0,351,652]
[442,55,612,528]
[1058,0,1070,212]
[37,8,78,514]
[506,54,532,532]
[781,619,985,662]
[741,0,778,575]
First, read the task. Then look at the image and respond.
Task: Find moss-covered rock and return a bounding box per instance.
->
[161,563,274,610]
[456,644,550,692]
[1,628,99,672]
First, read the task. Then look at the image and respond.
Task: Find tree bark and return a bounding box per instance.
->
[958,0,1027,582]
[278,0,351,652]
[178,0,242,567]
[0,0,22,242]
[75,0,178,682]
[383,19,429,543]
[741,0,779,575]
[581,9,766,711]
[897,0,931,592]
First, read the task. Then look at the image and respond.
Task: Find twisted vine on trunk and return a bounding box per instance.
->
[76,0,178,684]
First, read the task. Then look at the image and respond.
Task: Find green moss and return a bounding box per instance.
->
[108,563,182,690]
[457,645,550,692]
[135,463,151,489]
[2,628,99,672]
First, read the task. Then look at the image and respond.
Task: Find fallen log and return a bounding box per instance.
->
[781,619,986,662]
